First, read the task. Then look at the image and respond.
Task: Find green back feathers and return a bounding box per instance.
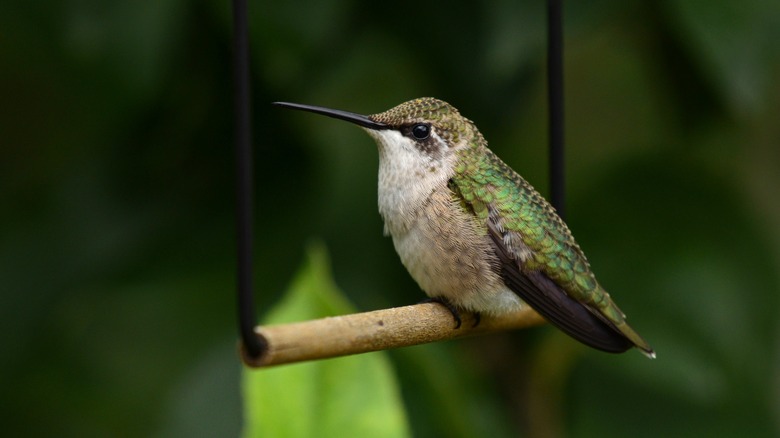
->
[452,139,600,297]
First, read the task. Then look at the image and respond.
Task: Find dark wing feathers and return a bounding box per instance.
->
[487,220,633,353]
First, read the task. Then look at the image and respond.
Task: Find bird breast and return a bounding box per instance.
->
[381,183,525,315]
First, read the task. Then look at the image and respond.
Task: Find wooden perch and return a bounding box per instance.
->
[241,302,545,368]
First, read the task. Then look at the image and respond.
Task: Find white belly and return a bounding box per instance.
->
[387,188,524,315]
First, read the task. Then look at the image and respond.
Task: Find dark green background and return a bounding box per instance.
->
[3,0,779,436]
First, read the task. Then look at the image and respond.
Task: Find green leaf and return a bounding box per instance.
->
[242,243,411,438]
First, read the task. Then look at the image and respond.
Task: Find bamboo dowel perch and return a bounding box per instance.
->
[241,302,545,368]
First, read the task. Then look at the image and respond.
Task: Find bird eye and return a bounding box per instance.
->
[411,123,431,140]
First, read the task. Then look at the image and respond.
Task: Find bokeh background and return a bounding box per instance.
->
[3,0,779,436]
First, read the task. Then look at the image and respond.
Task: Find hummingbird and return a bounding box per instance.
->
[275,97,654,358]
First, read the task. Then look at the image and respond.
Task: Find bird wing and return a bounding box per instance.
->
[449,147,641,353]
[485,218,633,353]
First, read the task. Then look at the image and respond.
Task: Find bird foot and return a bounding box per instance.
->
[419,297,480,329]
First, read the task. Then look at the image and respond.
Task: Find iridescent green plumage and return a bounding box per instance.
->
[454,138,595,296]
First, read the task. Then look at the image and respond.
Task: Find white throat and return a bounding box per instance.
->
[365,129,456,235]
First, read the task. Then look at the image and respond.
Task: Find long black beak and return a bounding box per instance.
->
[273,102,389,130]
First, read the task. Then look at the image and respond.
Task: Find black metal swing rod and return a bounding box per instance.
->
[233,0,265,358]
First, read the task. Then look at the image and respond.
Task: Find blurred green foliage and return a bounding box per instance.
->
[1,0,779,436]
[243,244,410,438]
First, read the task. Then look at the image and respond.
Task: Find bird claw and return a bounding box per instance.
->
[420,297,480,329]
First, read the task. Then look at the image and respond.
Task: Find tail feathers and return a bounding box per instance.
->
[615,320,655,359]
